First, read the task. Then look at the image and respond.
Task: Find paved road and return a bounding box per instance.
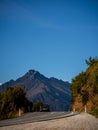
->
[0,112,78,127]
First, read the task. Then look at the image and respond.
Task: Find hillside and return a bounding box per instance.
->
[71,57,98,117]
[0,70,71,111]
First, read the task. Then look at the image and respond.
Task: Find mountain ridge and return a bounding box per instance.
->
[0,69,71,111]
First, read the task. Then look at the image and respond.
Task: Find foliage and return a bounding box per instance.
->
[32,102,43,112]
[71,72,87,98]
[90,107,98,118]
[85,56,98,66]
[0,86,33,120]
[71,57,98,117]
[81,90,89,106]
[0,85,50,120]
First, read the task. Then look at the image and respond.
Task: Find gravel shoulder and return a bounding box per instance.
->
[0,112,98,130]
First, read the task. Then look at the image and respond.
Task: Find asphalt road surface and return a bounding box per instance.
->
[0,112,78,127]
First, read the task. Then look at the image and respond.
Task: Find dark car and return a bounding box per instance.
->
[40,104,50,112]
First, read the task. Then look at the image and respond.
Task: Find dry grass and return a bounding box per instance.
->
[0,113,98,130]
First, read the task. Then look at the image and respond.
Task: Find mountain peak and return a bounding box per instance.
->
[0,69,71,111]
[28,69,38,75]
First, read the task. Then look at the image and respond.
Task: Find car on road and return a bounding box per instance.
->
[40,104,50,112]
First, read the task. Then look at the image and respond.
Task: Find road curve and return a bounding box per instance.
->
[0,112,78,127]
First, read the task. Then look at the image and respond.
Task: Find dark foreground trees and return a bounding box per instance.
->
[0,86,33,120]
[0,86,50,120]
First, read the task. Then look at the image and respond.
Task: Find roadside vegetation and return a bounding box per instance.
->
[0,86,33,120]
[0,86,50,120]
[71,57,98,118]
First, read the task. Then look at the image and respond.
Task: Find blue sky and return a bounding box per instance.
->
[0,0,98,83]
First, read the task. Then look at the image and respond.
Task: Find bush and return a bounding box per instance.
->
[0,86,32,120]
[90,108,98,118]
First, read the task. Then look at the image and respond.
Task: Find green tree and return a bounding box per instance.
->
[0,87,16,119]
[13,86,27,109]
[81,89,89,106]
[0,86,32,120]
[85,56,98,66]
[32,102,43,112]
[71,72,87,98]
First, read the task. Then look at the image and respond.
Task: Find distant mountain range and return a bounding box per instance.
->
[0,70,71,111]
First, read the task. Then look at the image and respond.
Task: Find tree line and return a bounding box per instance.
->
[0,86,47,120]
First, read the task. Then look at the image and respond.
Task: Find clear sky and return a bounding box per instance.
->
[0,0,98,83]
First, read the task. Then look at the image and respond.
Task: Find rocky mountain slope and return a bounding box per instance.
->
[0,70,71,111]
